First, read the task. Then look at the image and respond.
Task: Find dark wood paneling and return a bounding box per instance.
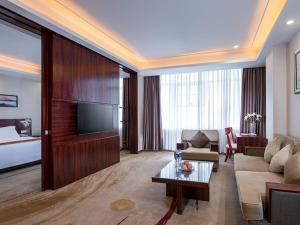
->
[47,33,120,189]
[236,134,268,153]
[52,136,120,188]
[1,6,138,190]
[52,35,119,104]
[129,72,138,153]
[51,99,118,142]
[41,29,53,190]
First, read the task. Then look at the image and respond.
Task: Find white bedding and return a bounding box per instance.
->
[0,136,41,170]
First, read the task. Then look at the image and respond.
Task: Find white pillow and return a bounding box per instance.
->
[269,144,292,173]
[264,136,281,163]
[0,126,20,139]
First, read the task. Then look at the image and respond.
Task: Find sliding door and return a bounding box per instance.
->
[42,30,120,189]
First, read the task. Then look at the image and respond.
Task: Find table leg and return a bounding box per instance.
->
[176,184,183,214]
[176,184,189,214]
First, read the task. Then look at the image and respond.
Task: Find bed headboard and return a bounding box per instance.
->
[0,118,32,136]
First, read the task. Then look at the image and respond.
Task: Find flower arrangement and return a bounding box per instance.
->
[20,118,31,128]
[244,113,262,134]
[244,113,262,123]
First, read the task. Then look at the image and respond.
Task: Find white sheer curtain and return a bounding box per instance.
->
[160,69,242,152]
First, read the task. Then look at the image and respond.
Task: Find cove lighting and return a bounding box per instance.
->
[0,55,40,75]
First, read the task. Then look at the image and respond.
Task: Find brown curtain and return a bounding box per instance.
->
[122,78,130,149]
[240,67,266,136]
[143,76,163,150]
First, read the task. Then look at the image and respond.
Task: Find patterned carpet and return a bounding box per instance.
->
[0,151,246,225]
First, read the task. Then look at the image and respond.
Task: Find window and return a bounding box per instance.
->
[160,69,242,151]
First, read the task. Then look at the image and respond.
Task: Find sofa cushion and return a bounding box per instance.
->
[181,147,219,161]
[275,134,300,154]
[181,129,219,142]
[284,152,300,185]
[235,171,283,220]
[264,136,281,163]
[190,131,209,148]
[234,153,269,172]
[269,144,292,173]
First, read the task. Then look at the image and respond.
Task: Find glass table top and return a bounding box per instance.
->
[153,160,213,184]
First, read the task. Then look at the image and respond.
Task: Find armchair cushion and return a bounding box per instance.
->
[181,148,219,161]
[235,171,283,220]
[284,152,300,185]
[234,153,269,172]
[190,131,209,148]
[264,136,281,163]
[269,144,292,173]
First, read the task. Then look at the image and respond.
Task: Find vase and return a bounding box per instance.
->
[249,123,256,134]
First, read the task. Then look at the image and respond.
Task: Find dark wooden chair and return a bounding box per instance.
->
[225,127,237,162]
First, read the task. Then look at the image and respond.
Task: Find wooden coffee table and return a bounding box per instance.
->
[152,160,213,214]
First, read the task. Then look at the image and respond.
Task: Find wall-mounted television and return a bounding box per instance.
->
[77,102,114,135]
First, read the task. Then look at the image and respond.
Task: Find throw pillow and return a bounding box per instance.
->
[284,151,300,185]
[269,144,292,173]
[264,136,281,163]
[190,131,209,148]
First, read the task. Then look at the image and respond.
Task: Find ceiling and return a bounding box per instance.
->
[0,21,41,64]
[0,0,299,71]
[67,0,267,59]
[0,20,41,79]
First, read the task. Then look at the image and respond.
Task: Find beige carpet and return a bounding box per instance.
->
[0,151,246,225]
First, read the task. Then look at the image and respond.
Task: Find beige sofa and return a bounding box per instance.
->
[234,134,300,222]
[177,129,219,171]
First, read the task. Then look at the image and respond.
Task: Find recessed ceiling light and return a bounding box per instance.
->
[234,45,239,49]
[286,20,295,25]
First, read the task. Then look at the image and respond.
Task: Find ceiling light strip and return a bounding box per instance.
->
[0,54,40,75]
[7,0,287,70]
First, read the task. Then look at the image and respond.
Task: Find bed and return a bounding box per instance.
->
[0,119,41,172]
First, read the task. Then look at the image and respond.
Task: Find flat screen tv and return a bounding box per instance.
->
[77,102,114,135]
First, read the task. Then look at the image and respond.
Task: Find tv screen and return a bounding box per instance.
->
[77,102,114,135]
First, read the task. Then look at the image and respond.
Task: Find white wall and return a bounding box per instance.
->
[266,51,274,140]
[266,30,300,140]
[0,74,41,135]
[273,45,288,136]
[265,44,288,139]
[287,31,300,139]
[137,73,144,151]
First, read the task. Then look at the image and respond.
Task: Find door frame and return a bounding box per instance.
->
[0,6,53,190]
[0,6,139,190]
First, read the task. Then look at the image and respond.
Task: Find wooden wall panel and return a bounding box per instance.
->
[52,35,119,104]
[49,33,120,189]
[129,72,138,153]
[52,136,120,188]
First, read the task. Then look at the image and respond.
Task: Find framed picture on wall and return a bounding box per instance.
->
[0,94,18,107]
[295,49,300,94]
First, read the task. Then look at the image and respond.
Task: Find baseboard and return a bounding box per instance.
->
[0,160,41,173]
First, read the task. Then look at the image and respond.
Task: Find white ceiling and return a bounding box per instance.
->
[0,21,41,64]
[0,0,300,72]
[67,0,268,59]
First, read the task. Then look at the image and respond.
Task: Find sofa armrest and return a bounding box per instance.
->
[177,142,188,150]
[244,146,265,157]
[210,143,219,152]
[266,182,300,224]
